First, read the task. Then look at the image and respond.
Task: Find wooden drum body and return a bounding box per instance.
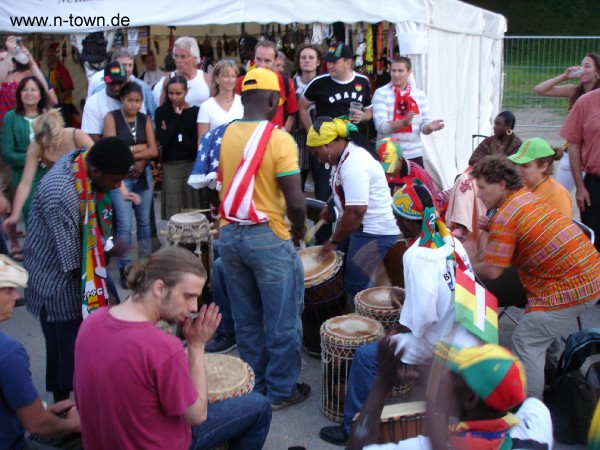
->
[205,354,255,403]
[375,240,409,287]
[299,246,346,356]
[354,401,426,444]
[320,315,383,422]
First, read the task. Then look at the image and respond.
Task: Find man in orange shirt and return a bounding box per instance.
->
[466,155,600,398]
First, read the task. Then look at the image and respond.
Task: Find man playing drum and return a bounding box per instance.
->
[188,68,310,410]
[319,181,481,446]
[347,340,553,449]
[73,247,272,449]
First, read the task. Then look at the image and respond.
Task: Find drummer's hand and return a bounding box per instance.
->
[319,205,329,223]
[319,239,336,260]
[184,303,221,348]
[477,215,490,231]
[376,339,418,390]
[291,223,307,241]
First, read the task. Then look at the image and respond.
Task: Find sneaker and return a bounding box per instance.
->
[271,382,311,411]
[319,424,348,446]
[205,333,237,354]
[304,179,315,193]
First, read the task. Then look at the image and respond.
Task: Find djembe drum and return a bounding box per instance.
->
[298,246,345,356]
[205,354,255,404]
[353,401,426,443]
[320,315,383,422]
[355,286,404,331]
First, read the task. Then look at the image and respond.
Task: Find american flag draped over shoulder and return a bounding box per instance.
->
[188,122,232,190]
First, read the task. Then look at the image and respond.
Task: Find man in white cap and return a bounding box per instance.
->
[0,255,80,448]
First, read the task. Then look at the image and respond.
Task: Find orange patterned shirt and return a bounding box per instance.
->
[483,189,600,312]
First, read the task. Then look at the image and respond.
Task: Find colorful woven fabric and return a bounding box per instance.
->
[433,342,527,412]
[73,151,111,317]
[455,267,499,344]
[484,188,600,311]
[448,414,520,450]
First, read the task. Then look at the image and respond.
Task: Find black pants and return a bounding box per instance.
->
[582,174,600,252]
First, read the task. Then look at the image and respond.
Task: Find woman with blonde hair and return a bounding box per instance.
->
[196,59,243,141]
[3,109,138,230]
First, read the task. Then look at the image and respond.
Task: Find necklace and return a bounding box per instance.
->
[531,176,550,193]
[121,110,137,143]
[216,94,235,104]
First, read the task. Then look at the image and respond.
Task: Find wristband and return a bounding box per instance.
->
[329,238,340,246]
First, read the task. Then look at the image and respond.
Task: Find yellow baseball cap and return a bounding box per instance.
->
[241,68,280,93]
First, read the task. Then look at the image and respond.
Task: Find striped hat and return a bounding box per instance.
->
[434,342,527,412]
[377,138,403,174]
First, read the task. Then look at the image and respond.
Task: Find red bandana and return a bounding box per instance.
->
[393,82,420,133]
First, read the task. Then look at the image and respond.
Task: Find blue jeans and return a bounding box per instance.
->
[343,341,379,434]
[111,165,153,268]
[219,223,304,402]
[190,392,272,450]
[342,230,398,309]
[211,256,235,335]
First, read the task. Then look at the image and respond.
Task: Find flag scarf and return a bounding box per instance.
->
[220,120,274,224]
[392,82,420,133]
[188,121,232,190]
[73,151,111,318]
[455,267,499,344]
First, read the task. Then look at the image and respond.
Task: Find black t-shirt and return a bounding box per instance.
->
[154,105,200,162]
[303,72,372,119]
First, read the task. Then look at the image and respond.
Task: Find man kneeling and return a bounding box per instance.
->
[73,247,271,449]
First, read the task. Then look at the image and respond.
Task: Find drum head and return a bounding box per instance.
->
[356,287,405,310]
[298,246,341,285]
[380,401,426,420]
[323,315,383,341]
[205,354,250,399]
[169,211,208,225]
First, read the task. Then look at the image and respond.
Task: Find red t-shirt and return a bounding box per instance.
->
[235,71,298,128]
[74,308,198,450]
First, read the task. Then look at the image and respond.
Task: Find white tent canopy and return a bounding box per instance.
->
[0,0,507,187]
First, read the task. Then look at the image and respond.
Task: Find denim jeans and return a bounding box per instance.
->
[190,393,272,450]
[343,341,379,434]
[219,223,304,402]
[211,256,235,335]
[342,230,398,309]
[111,165,153,268]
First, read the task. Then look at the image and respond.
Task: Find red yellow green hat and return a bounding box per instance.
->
[376,138,403,174]
[433,342,527,412]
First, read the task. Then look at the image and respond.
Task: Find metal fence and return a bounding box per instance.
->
[502,36,600,127]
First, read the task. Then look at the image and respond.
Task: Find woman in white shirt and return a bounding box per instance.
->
[307,116,400,308]
[196,60,244,143]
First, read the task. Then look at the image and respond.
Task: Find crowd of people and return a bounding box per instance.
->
[0,32,599,450]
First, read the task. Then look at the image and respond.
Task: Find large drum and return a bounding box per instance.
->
[375,240,409,287]
[353,401,426,444]
[299,246,346,356]
[205,354,255,404]
[355,286,404,331]
[320,315,384,422]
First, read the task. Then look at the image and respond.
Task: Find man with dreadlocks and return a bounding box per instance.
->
[320,180,481,446]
